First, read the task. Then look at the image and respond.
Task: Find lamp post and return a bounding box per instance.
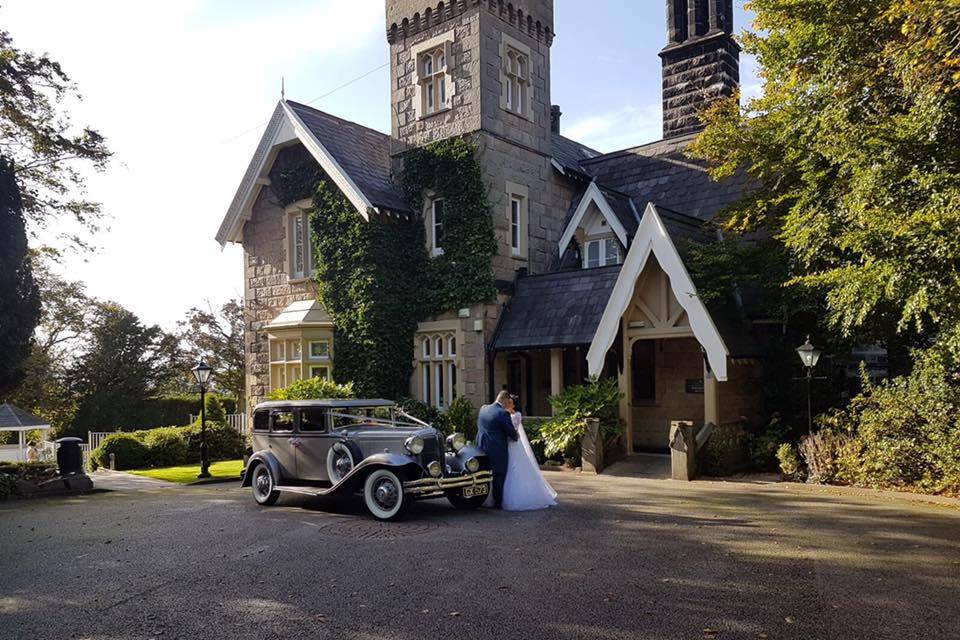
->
[191,359,213,479]
[796,336,822,435]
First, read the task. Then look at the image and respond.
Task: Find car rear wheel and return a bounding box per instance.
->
[363,469,408,521]
[251,463,280,506]
[448,494,487,510]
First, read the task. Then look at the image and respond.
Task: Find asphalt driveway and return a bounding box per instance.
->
[1,468,958,640]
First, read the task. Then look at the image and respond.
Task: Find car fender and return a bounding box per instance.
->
[241,451,281,487]
[446,445,488,473]
[327,452,421,495]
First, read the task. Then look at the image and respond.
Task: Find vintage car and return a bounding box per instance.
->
[241,399,492,520]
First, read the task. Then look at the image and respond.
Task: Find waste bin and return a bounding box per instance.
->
[56,437,84,476]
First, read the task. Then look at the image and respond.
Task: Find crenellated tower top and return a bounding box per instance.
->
[386,1,554,46]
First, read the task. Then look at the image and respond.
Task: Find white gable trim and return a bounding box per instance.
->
[216,101,374,246]
[586,202,730,380]
[557,182,629,256]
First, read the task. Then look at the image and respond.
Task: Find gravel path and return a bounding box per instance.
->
[1,467,958,640]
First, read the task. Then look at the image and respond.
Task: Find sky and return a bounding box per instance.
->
[2,0,758,331]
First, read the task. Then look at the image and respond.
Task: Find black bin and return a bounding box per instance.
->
[56,437,84,476]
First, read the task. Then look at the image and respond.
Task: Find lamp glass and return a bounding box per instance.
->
[796,338,821,369]
[192,360,213,385]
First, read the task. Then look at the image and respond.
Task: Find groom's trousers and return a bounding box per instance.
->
[492,471,506,507]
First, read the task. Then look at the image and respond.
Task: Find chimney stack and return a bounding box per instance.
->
[550,105,562,135]
[660,0,740,139]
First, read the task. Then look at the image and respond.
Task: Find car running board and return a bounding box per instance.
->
[273,485,342,497]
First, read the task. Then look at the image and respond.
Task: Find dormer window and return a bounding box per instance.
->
[584,237,621,269]
[500,33,533,119]
[412,34,455,119]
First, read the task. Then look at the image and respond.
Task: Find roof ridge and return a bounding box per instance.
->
[556,134,601,158]
[517,265,622,282]
[580,131,700,164]
[285,100,390,141]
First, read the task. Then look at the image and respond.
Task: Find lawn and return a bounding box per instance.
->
[127,459,244,484]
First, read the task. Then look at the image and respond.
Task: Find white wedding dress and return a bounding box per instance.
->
[500,412,558,511]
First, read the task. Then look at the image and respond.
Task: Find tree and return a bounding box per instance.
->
[66,302,183,435]
[692,0,960,365]
[0,156,40,398]
[178,299,245,405]
[0,29,111,251]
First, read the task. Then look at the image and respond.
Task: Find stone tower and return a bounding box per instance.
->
[659,0,740,139]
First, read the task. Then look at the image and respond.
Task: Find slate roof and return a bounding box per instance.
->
[490,266,622,351]
[580,132,752,222]
[0,404,50,431]
[286,101,411,213]
[551,134,601,175]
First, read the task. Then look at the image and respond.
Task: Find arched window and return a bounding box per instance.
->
[416,332,458,410]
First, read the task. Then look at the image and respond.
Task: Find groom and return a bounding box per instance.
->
[476,390,519,508]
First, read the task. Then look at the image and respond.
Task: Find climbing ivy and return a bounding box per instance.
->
[270,137,496,399]
[399,137,498,316]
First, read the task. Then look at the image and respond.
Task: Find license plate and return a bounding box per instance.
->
[463,484,489,498]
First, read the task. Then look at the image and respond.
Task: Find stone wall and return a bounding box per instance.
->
[631,338,705,451]
[660,34,740,139]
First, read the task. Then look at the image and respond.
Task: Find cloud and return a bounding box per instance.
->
[564,104,663,153]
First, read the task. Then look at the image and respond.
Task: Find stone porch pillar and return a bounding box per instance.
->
[704,361,720,427]
[550,348,563,410]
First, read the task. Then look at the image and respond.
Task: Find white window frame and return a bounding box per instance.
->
[412,33,455,120]
[428,197,445,257]
[583,236,622,269]
[268,331,334,392]
[499,33,533,120]
[415,330,458,411]
[505,181,529,259]
[285,199,314,282]
[309,340,330,360]
[309,365,330,380]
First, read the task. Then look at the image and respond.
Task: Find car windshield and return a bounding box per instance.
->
[329,406,425,430]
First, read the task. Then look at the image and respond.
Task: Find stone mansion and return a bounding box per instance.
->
[216,0,764,453]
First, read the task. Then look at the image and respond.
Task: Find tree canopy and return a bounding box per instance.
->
[0,28,111,251]
[692,0,960,357]
[178,299,245,405]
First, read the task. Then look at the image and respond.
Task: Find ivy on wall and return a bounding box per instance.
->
[271,137,496,399]
[399,137,498,316]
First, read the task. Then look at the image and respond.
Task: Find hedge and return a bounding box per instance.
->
[90,421,244,471]
[88,394,238,431]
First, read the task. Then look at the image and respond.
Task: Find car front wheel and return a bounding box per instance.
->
[251,463,280,506]
[363,469,408,521]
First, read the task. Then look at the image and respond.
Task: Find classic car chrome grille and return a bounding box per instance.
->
[403,470,493,495]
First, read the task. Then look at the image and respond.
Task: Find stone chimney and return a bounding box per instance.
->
[550,105,562,135]
[659,0,740,139]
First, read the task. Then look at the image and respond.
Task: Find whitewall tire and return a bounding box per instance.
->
[363,469,407,521]
[251,463,279,506]
[326,442,356,484]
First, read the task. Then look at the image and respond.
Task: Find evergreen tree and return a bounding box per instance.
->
[0,157,41,398]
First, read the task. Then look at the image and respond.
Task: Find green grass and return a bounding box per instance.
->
[127,459,244,484]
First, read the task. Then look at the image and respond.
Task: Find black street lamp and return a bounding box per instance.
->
[796,336,822,435]
[191,359,213,479]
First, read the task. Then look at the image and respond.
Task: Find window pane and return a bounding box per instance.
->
[511,199,521,250]
[423,338,431,358]
[435,336,443,357]
[253,411,270,432]
[271,411,295,433]
[310,366,329,380]
[436,363,445,409]
[424,55,432,75]
[604,238,620,265]
[427,82,434,110]
[304,212,314,276]
[433,200,445,246]
[450,363,457,399]
[310,341,329,358]
[439,77,446,104]
[449,336,456,356]
[586,240,601,268]
[300,409,326,432]
[423,365,431,404]
[293,215,305,277]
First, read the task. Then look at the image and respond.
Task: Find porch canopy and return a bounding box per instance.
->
[0,404,52,462]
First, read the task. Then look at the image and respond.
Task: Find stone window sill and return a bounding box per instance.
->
[418,106,452,121]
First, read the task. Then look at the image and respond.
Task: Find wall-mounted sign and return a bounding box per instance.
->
[685,378,704,394]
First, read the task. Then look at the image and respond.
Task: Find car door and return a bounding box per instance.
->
[295,407,332,482]
[269,409,298,480]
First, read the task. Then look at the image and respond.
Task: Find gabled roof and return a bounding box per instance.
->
[557,182,638,256]
[265,300,333,330]
[0,404,50,431]
[216,100,409,246]
[587,203,734,380]
[580,132,752,223]
[489,266,622,352]
[551,134,601,175]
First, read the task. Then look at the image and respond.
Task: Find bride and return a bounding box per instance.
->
[501,394,557,511]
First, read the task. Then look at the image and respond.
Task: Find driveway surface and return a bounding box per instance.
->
[1,467,958,640]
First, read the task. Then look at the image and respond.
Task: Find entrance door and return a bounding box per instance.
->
[269,409,298,480]
[295,407,334,482]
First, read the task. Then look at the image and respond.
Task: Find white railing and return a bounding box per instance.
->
[89,430,120,451]
[188,413,247,434]
[42,440,91,469]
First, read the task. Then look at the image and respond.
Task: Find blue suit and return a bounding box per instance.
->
[476,402,519,507]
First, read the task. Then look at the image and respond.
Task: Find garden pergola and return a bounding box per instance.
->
[0,404,52,462]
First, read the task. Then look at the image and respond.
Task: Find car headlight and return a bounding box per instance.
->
[427,460,442,478]
[446,433,466,452]
[465,456,480,473]
[404,436,425,455]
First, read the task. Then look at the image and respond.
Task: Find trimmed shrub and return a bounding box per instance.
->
[184,421,245,462]
[142,427,189,468]
[446,396,477,440]
[92,433,149,470]
[204,395,227,424]
[777,443,803,481]
[267,377,355,401]
[698,423,750,476]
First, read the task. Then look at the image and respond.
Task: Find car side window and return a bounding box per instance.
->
[271,410,294,433]
[253,411,269,432]
[299,409,327,433]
